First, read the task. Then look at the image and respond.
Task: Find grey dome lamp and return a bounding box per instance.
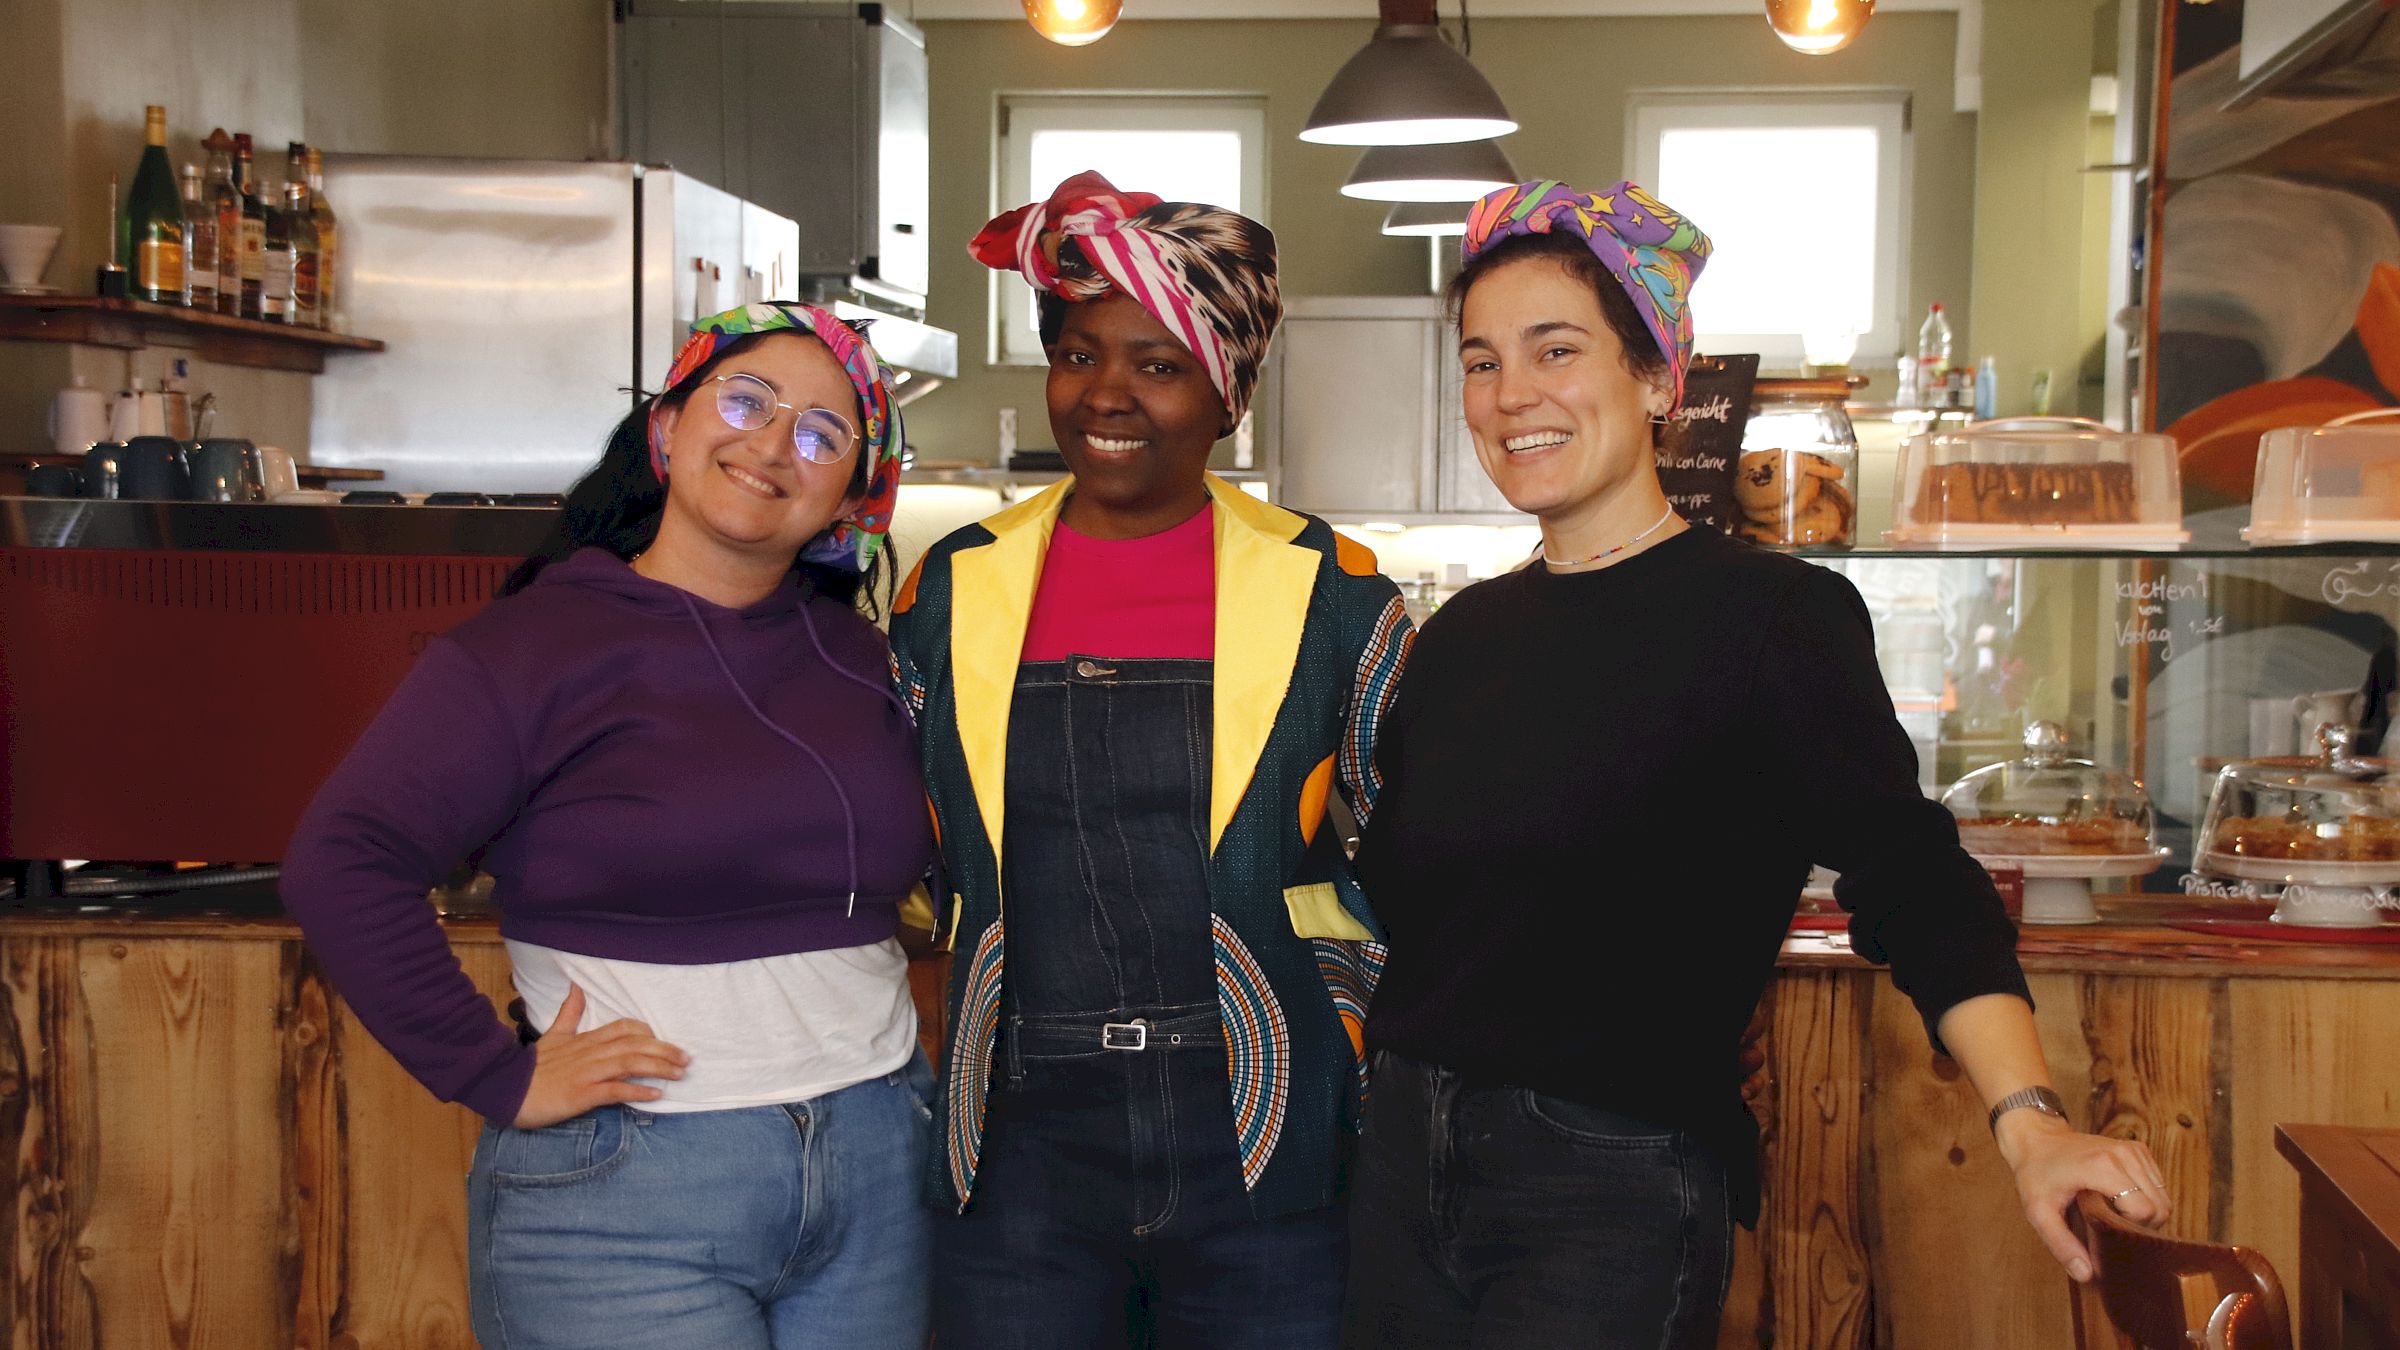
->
[1342,138,1517,203]
[1299,0,1517,147]
[1381,200,1470,237]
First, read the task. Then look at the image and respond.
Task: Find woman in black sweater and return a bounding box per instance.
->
[1343,180,2169,1348]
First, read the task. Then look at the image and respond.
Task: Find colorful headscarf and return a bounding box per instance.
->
[970,170,1282,432]
[647,302,903,574]
[1461,180,1714,404]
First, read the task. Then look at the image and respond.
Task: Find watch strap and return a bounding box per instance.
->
[1988,1084,2069,1136]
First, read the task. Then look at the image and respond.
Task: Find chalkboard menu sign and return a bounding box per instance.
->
[1654,354,1759,534]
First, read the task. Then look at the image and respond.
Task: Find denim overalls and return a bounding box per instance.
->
[931,655,1345,1349]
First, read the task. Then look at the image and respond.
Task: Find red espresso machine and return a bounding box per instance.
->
[1,498,550,883]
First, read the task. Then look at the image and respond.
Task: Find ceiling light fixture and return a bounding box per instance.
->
[1024,0,1123,47]
[1343,138,1518,203]
[1381,200,1470,237]
[1764,0,1875,55]
[1300,0,1516,146]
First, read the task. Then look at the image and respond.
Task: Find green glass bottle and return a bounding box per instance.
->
[122,105,185,304]
[234,133,265,319]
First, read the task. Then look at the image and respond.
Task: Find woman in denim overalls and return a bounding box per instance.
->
[889,172,1413,1348]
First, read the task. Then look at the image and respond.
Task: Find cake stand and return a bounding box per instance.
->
[1968,849,2172,925]
[2194,855,2399,929]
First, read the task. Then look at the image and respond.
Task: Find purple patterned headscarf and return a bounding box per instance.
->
[1461,180,1713,403]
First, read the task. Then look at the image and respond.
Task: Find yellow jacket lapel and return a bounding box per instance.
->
[950,479,1072,884]
[1206,475,1320,853]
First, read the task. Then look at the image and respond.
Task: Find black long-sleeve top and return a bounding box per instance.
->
[1355,525,2030,1221]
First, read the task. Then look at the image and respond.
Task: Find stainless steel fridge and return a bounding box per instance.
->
[308,156,812,495]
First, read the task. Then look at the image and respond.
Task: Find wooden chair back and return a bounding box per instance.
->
[2067,1191,2293,1350]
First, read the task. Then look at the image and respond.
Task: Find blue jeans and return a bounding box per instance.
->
[466,1054,934,1350]
[1342,1052,1732,1350]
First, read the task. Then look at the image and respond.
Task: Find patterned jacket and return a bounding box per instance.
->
[890,475,1413,1219]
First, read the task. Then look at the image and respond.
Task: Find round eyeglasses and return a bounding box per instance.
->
[708,372,858,465]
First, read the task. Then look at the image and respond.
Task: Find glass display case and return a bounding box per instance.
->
[1819,542,2400,910]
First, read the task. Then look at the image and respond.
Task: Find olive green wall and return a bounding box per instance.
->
[1971,0,2115,418]
[910,10,1984,461]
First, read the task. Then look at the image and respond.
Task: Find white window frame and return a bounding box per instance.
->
[992,94,1268,368]
[1628,91,1911,366]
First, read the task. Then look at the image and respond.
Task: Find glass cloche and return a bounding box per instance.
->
[2197,724,2400,881]
[1939,721,2166,924]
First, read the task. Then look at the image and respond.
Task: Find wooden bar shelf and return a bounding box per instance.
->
[0,294,384,374]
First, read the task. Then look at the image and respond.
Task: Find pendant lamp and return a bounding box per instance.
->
[1024,0,1123,47]
[1381,200,1470,237]
[1300,0,1516,146]
[1342,138,1517,203]
[1764,0,1874,55]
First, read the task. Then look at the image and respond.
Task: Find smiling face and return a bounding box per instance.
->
[1456,254,1675,522]
[650,331,862,566]
[1046,291,1225,538]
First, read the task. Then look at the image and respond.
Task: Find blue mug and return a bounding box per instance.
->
[189,438,264,502]
[118,435,190,500]
[26,462,84,497]
[82,441,127,499]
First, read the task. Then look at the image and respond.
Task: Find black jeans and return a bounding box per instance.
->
[1342,1052,1732,1350]
[934,658,1345,1349]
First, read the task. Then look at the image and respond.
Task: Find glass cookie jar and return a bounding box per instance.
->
[1734,379,1859,550]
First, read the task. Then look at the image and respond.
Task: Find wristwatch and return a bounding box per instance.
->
[1988,1085,2069,1136]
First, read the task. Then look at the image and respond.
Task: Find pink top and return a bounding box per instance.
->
[1021,507,1215,662]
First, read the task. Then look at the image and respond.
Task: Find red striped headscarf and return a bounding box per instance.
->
[971,170,1282,431]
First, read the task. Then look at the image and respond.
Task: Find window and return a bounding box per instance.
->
[993,95,1267,366]
[1629,93,1909,365]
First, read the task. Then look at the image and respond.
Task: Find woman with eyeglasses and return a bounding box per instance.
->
[283,303,938,1350]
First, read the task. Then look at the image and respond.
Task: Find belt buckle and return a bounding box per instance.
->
[1102,1021,1148,1051]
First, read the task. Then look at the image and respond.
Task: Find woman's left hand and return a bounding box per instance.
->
[1996,1111,2170,1281]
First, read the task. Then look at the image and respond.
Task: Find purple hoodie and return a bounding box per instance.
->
[281,548,934,1124]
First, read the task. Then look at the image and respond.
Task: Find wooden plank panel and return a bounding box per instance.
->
[2,937,98,1350]
[286,946,340,1350]
[2228,978,2400,1290]
[323,943,514,1350]
[1751,969,1871,1350]
[2074,974,2216,1245]
[75,936,290,1349]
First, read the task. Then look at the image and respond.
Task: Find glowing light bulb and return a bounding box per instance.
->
[1764,0,1874,55]
[1024,0,1122,46]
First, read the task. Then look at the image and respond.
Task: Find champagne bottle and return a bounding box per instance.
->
[262,176,297,324]
[180,163,215,311]
[203,129,239,314]
[284,179,319,328]
[306,147,338,329]
[234,133,265,319]
[123,105,185,304]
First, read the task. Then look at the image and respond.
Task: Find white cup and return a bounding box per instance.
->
[257,445,302,500]
[0,224,62,288]
[47,378,109,454]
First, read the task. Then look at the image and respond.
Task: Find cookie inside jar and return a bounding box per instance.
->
[1734,379,1860,549]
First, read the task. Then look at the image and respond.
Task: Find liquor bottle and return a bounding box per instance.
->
[203,129,239,314]
[284,144,321,327]
[306,146,338,329]
[180,163,216,312]
[284,180,320,328]
[123,105,185,304]
[261,176,297,324]
[234,134,266,319]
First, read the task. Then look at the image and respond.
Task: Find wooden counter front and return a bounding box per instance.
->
[2,903,2395,1349]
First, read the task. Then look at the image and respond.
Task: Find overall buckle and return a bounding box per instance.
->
[1101,1021,1148,1051]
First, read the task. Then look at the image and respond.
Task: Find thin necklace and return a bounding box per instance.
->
[1541,505,1680,569]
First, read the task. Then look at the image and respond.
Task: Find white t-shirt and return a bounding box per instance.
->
[505,937,918,1112]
